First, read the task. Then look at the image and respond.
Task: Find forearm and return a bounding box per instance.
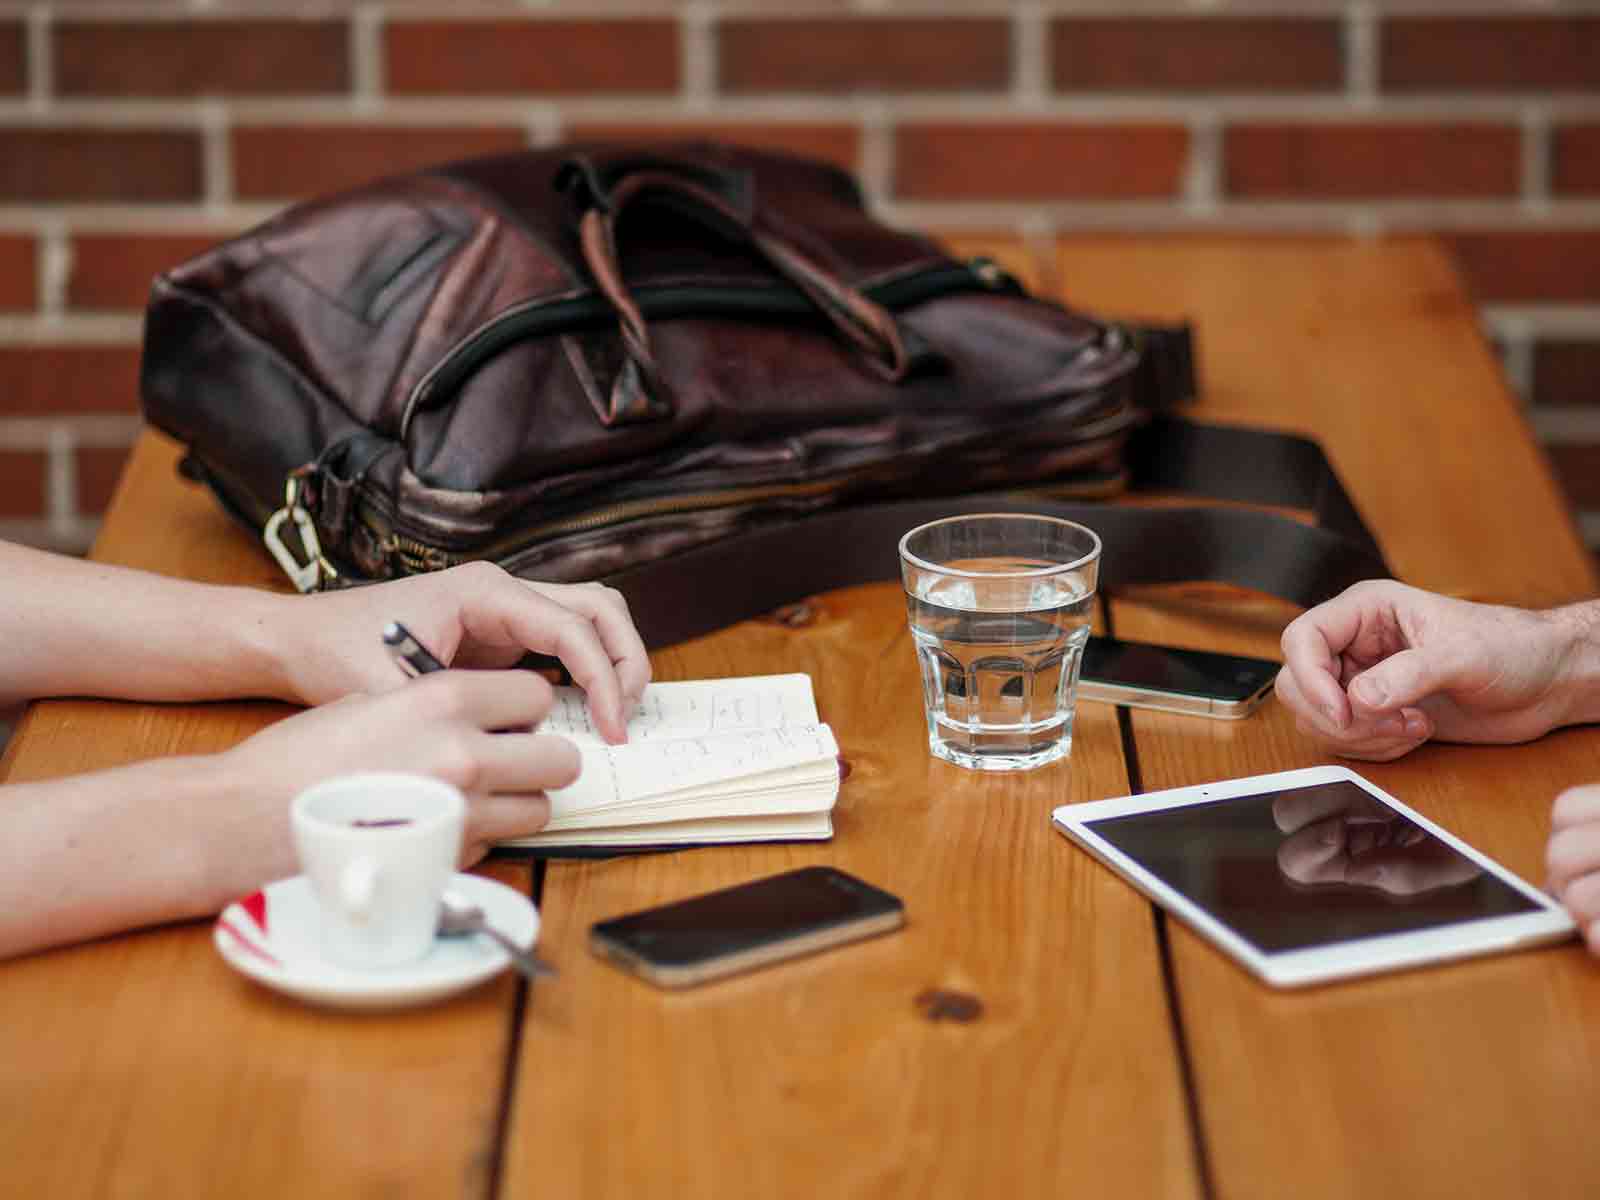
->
[0,542,294,706]
[1547,599,1600,730]
[0,753,290,960]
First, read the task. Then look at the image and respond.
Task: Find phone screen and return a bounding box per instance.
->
[1081,636,1280,703]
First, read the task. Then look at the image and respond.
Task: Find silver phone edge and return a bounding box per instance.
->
[1075,678,1275,719]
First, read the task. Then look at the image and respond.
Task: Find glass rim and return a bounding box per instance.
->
[897,512,1103,579]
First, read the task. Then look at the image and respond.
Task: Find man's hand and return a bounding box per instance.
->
[1275,580,1590,761]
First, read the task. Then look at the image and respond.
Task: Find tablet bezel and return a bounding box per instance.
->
[1051,764,1576,988]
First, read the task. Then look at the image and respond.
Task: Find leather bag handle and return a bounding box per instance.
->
[561,158,915,424]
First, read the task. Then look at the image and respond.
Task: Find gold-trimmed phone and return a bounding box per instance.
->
[1077,635,1280,719]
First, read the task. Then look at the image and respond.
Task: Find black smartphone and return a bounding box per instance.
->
[1077,635,1281,719]
[589,866,906,989]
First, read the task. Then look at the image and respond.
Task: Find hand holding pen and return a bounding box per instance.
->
[382,621,447,678]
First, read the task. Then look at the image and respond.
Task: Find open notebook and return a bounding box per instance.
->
[501,673,840,850]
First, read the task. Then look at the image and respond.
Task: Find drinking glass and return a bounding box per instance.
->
[899,513,1101,771]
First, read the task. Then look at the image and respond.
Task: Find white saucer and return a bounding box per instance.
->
[214,871,540,1012]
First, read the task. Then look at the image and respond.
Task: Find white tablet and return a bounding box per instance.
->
[1051,764,1575,988]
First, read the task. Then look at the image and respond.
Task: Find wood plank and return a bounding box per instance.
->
[504,583,1201,1200]
[0,432,530,1200]
[1057,236,1600,1200]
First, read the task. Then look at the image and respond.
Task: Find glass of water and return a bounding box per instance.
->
[899,513,1101,772]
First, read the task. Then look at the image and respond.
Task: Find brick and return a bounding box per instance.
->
[234,125,525,202]
[56,20,346,97]
[387,21,677,95]
[1553,124,1600,196]
[566,122,860,174]
[1052,17,1342,93]
[1383,18,1600,92]
[77,445,134,514]
[0,129,202,203]
[1548,445,1600,510]
[1533,341,1600,408]
[0,235,35,310]
[0,21,23,94]
[0,450,46,518]
[1224,122,1520,199]
[720,18,1009,93]
[1444,232,1600,304]
[0,347,143,416]
[895,123,1188,201]
[69,234,224,312]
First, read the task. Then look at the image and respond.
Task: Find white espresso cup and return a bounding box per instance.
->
[290,772,466,970]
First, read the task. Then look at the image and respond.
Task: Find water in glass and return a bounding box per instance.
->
[907,560,1094,771]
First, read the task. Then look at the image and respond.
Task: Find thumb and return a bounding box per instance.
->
[1349,648,1446,715]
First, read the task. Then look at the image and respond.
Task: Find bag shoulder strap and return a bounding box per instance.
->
[604,415,1392,650]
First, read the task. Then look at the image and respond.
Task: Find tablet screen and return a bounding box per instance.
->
[1084,780,1541,953]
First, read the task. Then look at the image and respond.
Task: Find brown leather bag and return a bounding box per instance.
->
[139,142,1388,647]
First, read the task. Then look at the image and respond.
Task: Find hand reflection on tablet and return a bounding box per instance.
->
[1272,786,1483,896]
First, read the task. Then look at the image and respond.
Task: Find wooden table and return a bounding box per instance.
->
[4,237,1598,1200]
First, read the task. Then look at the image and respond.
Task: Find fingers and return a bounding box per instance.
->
[405,667,556,734]
[394,675,575,856]
[1279,606,1360,732]
[1348,647,1448,717]
[454,566,643,744]
[1545,787,1600,901]
[525,581,652,708]
[1551,784,1600,832]
[459,789,555,862]
[1544,786,1600,956]
[1275,666,1433,760]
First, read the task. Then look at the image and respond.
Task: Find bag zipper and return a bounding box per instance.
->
[368,476,849,574]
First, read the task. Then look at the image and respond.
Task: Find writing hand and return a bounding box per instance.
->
[268,561,651,744]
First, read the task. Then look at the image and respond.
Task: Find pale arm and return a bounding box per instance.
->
[0,671,577,961]
[0,545,650,741]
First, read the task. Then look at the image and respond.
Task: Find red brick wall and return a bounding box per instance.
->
[0,4,1596,563]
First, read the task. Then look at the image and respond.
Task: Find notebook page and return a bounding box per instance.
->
[541,674,819,745]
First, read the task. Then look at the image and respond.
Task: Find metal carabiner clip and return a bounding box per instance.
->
[262,472,340,593]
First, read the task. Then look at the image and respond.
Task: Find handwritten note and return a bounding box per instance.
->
[514,672,840,846]
[541,674,819,744]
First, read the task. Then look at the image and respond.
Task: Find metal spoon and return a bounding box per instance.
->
[438,890,558,981]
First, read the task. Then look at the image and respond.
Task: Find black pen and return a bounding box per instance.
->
[382,621,445,678]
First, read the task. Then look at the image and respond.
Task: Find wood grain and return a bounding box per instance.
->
[6,236,1596,1200]
[1059,236,1600,1200]
[0,433,531,1200]
[502,585,1199,1200]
